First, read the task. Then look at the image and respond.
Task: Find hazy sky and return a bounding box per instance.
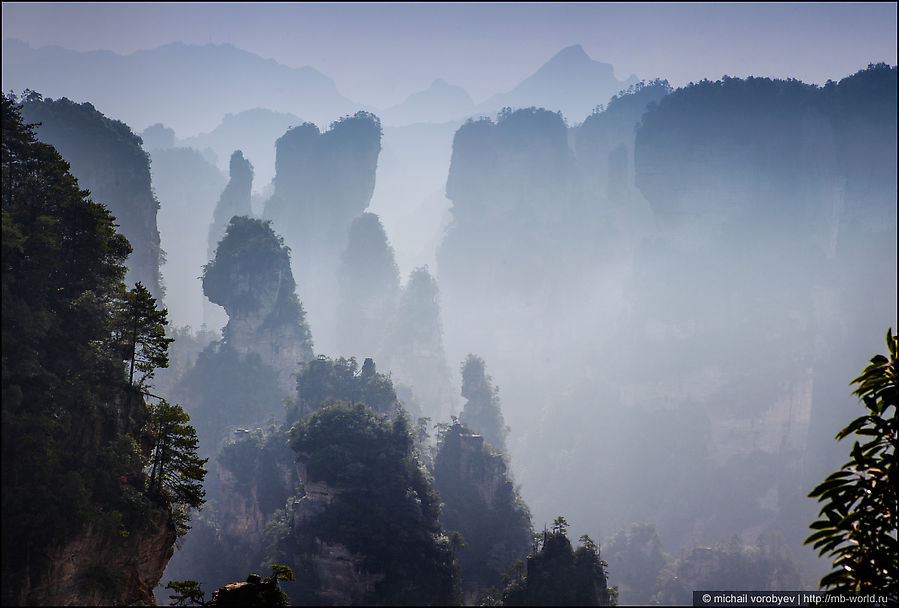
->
[3,2,897,107]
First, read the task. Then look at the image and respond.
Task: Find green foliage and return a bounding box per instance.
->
[114,281,174,390]
[146,399,208,536]
[552,516,570,535]
[289,402,458,604]
[1,92,169,600]
[18,92,164,299]
[202,216,313,354]
[433,422,532,592]
[166,566,293,607]
[805,329,897,601]
[165,580,207,606]
[203,216,289,313]
[218,427,294,515]
[501,521,616,606]
[173,339,285,464]
[267,563,295,583]
[291,355,397,421]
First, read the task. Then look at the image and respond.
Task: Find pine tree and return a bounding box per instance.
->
[115,281,174,391]
[146,399,208,536]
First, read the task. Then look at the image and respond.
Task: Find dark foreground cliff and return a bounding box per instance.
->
[2,93,195,605]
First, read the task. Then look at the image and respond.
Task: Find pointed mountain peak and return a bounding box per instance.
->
[550,44,591,63]
[477,44,636,122]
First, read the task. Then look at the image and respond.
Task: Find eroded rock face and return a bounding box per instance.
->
[209,151,254,264]
[290,461,384,605]
[21,95,164,300]
[432,423,532,595]
[19,511,174,606]
[203,216,314,393]
[310,543,385,606]
[263,112,382,353]
[217,466,268,550]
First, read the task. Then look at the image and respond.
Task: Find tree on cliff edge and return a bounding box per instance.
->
[146,399,208,537]
[115,281,174,391]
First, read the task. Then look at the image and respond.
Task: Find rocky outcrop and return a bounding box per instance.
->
[379,267,455,422]
[148,145,227,329]
[209,151,254,264]
[263,112,382,353]
[17,510,174,606]
[203,216,314,393]
[433,423,532,595]
[20,94,164,300]
[337,212,400,360]
[290,467,384,605]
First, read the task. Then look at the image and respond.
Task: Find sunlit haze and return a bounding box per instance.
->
[2,2,896,606]
[3,2,896,107]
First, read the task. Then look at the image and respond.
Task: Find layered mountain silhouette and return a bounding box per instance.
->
[378,78,475,126]
[1,39,359,136]
[179,108,304,189]
[4,39,635,132]
[477,44,639,123]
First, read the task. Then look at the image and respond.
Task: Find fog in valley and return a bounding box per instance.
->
[2,3,896,606]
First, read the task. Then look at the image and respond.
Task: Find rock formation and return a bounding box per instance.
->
[209,151,254,266]
[458,354,509,454]
[263,112,382,353]
[379,267,455,422]
[202,216,314,393]
[337,212,400,360]
[433,422,532,599]
[283,401,459,605]
[17,513,175,606]
[20,93,164,300]
[148,145,227,329]
[292,355,399,421]
[2,94,187,606]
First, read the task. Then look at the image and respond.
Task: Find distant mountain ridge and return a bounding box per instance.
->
[177,108,304,188]
[378,78,475,126]
[4,39,637,134]
[1,39,360,136]
[477,44,639,123]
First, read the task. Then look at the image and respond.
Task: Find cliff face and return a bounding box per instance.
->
[441,108,582,299]
[634,67,897,250]
[282,402,458,605]
[19,512,174,606]
[291,467,384,605]
[3,95,184,607]
[379,267,456,423]
[209,151,254,263]
[148,145,227,329]
[21,94,164,300]
[631,66,898,461]
[263,112,382,353]
[433,423,532,594]
[337,212,400,360]
[203,216,314,394]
